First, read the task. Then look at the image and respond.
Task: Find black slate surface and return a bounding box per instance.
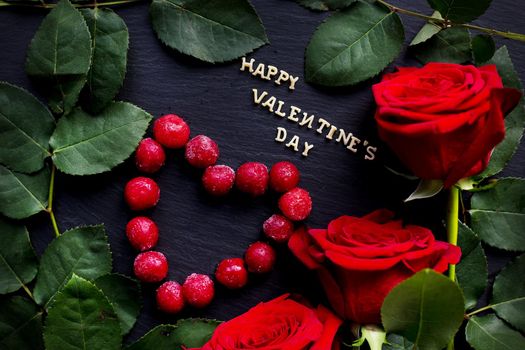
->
[0,0,524,345]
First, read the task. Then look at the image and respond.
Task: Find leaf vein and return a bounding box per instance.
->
[159,0,265,43]
[0,111,50,155]
[52,118,147,154]
[309,11,395,80]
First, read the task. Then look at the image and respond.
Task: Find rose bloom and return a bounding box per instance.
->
[288,209,461,324]
[372,63,521,188]
[192,294,342,350]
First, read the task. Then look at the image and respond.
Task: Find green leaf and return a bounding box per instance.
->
[94,274,141,335]
[0,296,44,350]
[80,8,129,114]
[484,101,525,176]
[44,274,122,350]
[466,314,525,350]
[474,47,525,181]
[295,0,356,11]
[50,102,152,175]
[472,34,495,65]
[412,27,471,64]
[384,334,414,350]
[33,225,112,306]
[305,1,404,86]
[26,0,91,77]
[150,0,268,63]
[491,254,525,332]
[456,222,488,310]
[172,318,221,347]
[404,179,443,202]
[47,75,87,115]
[410,11,442,46]
[427,0,492,23]
[469,178,525,251]
[125,319,220,350]
[125,325,178,350]
[0,82,54,173]
[25,0,91,115]
[0,218,38,294]
[487,46,522,90]
[381,269,464,350]
[0,164,49,219]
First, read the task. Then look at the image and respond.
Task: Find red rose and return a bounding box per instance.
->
[288,209,461,324]
[193,294,342,350]
[372,63,521,188]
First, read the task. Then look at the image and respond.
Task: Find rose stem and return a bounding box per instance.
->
[21,283,36,302]
[446,186,459,282]
[466,303,497,317]
[0,0,144,8]
[446,186,460,350]
[376,0,525,42]
[46,164,60,238]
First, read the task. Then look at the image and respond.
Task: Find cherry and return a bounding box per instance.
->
[269,161,300,193]
[278,187,312,221]
[185,135,220,168]
[134,251,168,283]
[182,273,215,308]
[263,214,294,243]
[135,138,166,173]
[202,165,235,196]
[235,162,269,196]
[124,177,160,211]
[215,258,248,289]
[156,281,185,314]
[244,242,276,274]
[126,216,159,251]
[153,114,190,149]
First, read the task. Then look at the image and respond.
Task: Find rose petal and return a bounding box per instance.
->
[432,242,462,273]
[289,227,324,269]
[318,267,346,320]
[326,250,402,270]
[374,64,495,115]
[362,209,395,223]
[311,305,343,350]
[444,87,521,187]
[336,268,413,324]
[199,295,328,350]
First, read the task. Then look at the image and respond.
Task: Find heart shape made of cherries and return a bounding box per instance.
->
[122,114,313,314]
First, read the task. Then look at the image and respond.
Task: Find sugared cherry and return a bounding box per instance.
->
[269,161,300,192]
[202,165,235,196]
[185,135,219,168]
[244,242,276,274]
[156,281,185,314]
[278,187,312,221]
[135,138,166,173]
[153,114,190,149]
[126,216,159,251]
[263,214,294,243]
[124,177,160,211]
[215,258,248,289]
[133,251,168,283]
[182,273,215,308]
[235,162,269,196]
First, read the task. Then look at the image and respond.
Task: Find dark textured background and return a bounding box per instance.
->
[0,0,524,345]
